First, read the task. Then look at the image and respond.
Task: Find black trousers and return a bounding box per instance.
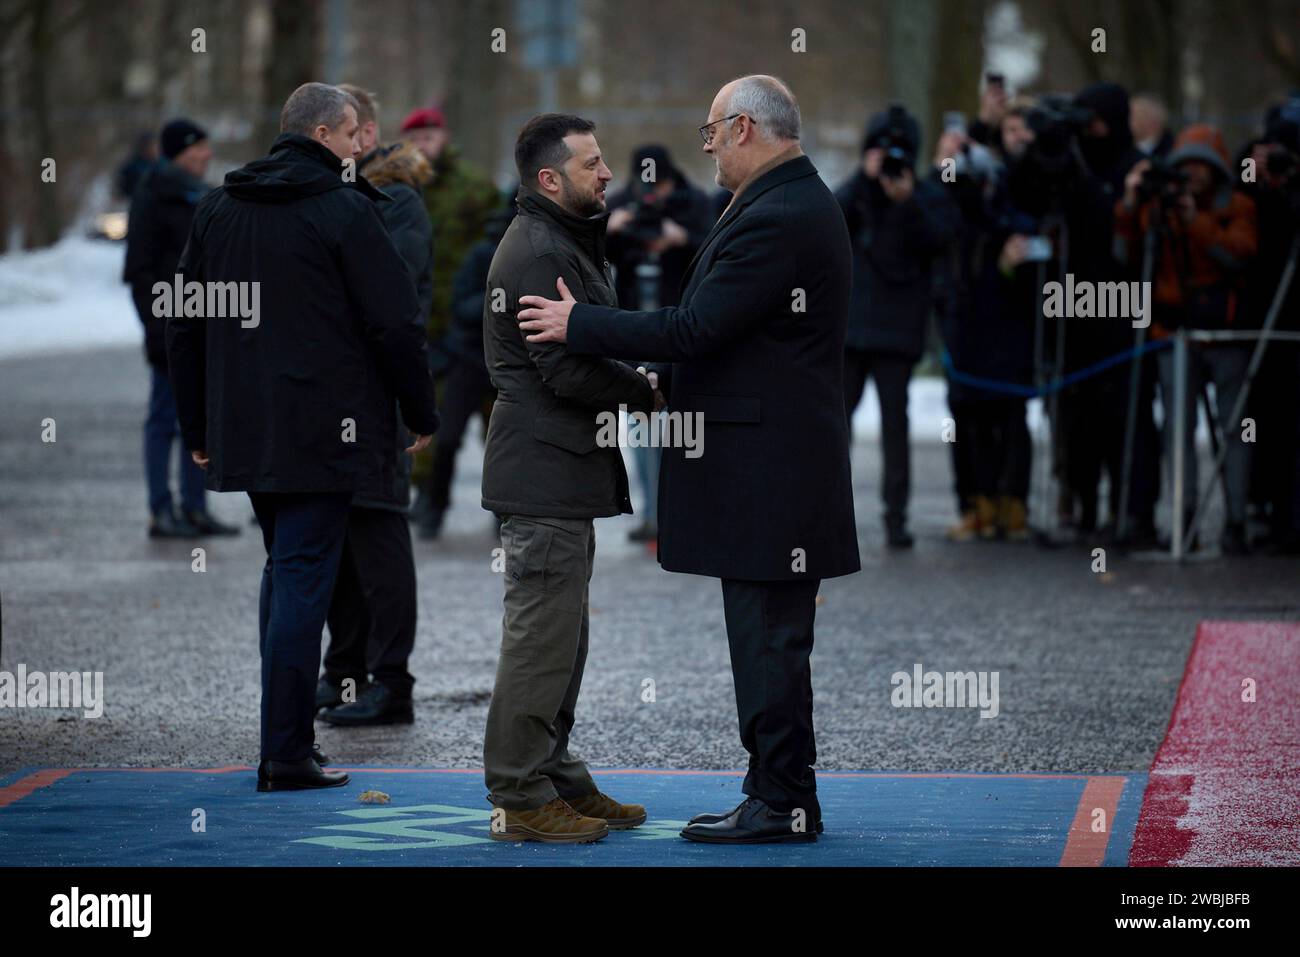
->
[949,397,1032,507]
[1058,365,1159,531]
[248,492,351,762]
[844,349,912,524]
[427,361,495,514]
[720,577,822,819]
[323,507,417,698]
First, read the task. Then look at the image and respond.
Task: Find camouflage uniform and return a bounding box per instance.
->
[420,145,501,372]
[409,145,498,486]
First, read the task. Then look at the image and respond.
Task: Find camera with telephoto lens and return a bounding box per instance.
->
[1139,156,1189,206]
[625,198,666,246]
[875,105,914,180]
[1025,95,1092,176]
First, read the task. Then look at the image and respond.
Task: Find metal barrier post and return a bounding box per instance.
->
[1170,329,1188,561]
[1184,236,1300,551]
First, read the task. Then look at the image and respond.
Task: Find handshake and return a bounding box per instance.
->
[635,366,667,412]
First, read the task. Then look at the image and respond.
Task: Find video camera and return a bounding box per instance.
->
[624,194,667,246]
[875,105,915,179]
[1025,95,1092,173]
[1139,156,1189,205]
[1265,94,1300,191]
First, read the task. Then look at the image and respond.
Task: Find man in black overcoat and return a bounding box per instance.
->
[167,83,438,792]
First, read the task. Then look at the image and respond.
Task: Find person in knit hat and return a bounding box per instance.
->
[1115,124,1259,553]
[122,117,235,539]
[398,104,501,536]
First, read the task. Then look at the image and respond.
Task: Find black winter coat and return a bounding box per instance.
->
[480,187,655,519]
[354,142,437,510]
[123,160,209,368]
[934,175,1036,403]
[446,205,515,372]
[604,179,713,309]
[166,134,439,499]
[359,143,435,322]
[834,168,960,359]
[567,154,860,582]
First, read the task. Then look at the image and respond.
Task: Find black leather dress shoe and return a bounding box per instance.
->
[312,742,330,767]
[689,799,824,832]
[687,800,747,826]
[319,682,414,727]
[256,758,349,792]
[148,508,201,539]
[183,509,241,536]
[315,677,345,711]
[681,797,820,843]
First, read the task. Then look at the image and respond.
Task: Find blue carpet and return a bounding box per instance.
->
[0,767,1145,866]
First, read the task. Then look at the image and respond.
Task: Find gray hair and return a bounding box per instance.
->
[726,75,801,142]
[280,82,359,136]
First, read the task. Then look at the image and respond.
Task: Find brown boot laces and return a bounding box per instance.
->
[546,798,587,820]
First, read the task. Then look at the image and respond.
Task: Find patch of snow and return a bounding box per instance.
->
[0,237,138,358]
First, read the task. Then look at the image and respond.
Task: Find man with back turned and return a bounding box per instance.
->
[167,82,438,792]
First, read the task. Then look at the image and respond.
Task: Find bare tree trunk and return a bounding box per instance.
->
[26,0,60,248]
[930,0,985,149]
[887,0,936,112]
[254,0,323,153]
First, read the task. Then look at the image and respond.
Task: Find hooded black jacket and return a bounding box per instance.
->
[834,168,960,358]
[166,134,439,498]
[480,187,654,518]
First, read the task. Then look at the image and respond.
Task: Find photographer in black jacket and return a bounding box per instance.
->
[1238,97,1300,551]
[604,144,711,542]
[836,105,960,548]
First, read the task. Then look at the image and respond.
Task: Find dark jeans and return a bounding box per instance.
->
[248,491,351,762]
[323,507,417,698]
[948,398,1032,506]
[427,361,495,513]
[145,366,205,516]
[720,577,822,820]
[845,349,912,524]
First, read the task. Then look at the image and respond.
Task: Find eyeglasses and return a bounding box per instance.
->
[698,114,747,145]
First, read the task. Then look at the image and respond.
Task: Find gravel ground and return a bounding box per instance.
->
[2,346,1296,778]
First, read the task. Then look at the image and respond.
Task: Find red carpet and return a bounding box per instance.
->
[1131,621,1300,866]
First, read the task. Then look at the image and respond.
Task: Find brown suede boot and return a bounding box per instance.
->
[975,495,999,540]
[489,797,609,844]
[1000,495,1030,541]
[946,509,980,542]
[566,790,648,829]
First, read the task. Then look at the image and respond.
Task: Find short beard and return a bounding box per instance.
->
[558,171,604,218]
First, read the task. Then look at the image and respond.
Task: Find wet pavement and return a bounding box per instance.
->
[2,346,1296,779]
